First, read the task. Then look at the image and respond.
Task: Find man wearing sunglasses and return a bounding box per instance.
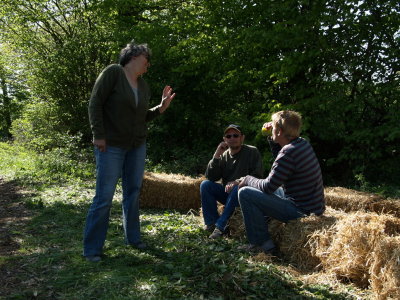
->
[200,124,264,239]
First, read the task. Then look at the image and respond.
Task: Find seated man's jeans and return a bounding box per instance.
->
[200,180,239,231]
[238,186,306,246]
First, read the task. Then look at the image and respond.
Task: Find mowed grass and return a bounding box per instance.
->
[2,191,358,300]
[0,143,365,299]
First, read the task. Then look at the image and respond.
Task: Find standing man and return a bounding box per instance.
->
[201,124,264,239]
[238,110,325,255]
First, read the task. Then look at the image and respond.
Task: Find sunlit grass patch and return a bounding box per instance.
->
[0,142,94,187]
[0,142,36,179]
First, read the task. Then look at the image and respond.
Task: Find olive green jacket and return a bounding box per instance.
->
[88,64,160,149]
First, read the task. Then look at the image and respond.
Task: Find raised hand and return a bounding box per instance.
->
[159,85,176,113]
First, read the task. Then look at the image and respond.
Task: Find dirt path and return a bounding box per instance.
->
[0,176,34,297]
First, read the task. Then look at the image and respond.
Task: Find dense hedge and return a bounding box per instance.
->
[1,0,399,186]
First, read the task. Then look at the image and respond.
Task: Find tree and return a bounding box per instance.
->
[1,0,399,184]
[0,43,29,139]
[0,0,126,147]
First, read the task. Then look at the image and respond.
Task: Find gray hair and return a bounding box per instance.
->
[119,40,151,66]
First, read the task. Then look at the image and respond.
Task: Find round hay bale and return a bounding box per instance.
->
[369,236,400,300]
[325,187,400,218]
[313,212,400,288]
[140,172,204,211]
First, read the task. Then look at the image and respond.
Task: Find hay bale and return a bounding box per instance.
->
[228,206,343,271]
[369,198,400,218]
[369,236,400,299]
[325,187,400,218]
[229,205,400,291]
[140,172,204,211]
[313,212,400,288]
[274,207,343,271]
[227,207,246,239]
[226,192,400,296]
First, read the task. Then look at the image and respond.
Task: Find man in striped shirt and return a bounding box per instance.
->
[237,110,325,255]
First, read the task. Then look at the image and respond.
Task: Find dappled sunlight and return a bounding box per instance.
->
[137,282,156,292]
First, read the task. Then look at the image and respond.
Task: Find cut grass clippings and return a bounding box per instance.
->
[0,180,363,300]
[0,142,378,299]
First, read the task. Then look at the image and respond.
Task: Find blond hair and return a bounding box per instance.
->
[272,110,302,140]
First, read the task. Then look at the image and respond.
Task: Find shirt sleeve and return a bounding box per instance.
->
[88,65,119,140]
[246,149,295,194]
[205,157,224,182]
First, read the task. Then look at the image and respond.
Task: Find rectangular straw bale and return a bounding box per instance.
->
[228,207,246,239]
[228,206,344,271]
[140,172,204,211]
[273,207,343,271]
[312,212,400,288]
[369,236,400,300]
[325,187,400,218]
[369,198,400,218]
[201,192,400,293]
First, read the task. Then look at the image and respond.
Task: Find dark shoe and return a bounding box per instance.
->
[130,242,148,250]
[265,247,280,257]
[203,224,216,232]
[85,255,101,262]
[238,243,280,257]
[209,227,227,239]
[237,244,263,254]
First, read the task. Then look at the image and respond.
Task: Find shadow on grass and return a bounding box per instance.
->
[0,178,39,298]
[1,190,354,299]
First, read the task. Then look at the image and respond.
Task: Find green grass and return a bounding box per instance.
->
[0,142,371,299]
[2,199,357,299]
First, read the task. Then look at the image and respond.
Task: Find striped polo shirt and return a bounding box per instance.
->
[246,137,325,215]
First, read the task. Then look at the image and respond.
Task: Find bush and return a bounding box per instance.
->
[10,99,89,154]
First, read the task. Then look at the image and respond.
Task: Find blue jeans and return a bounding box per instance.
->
[238,186,306,246]
[83,144,146,256]
[200,180,239,231]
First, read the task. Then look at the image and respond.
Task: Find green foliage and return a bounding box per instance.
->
[1,0,123,142]
[138,0,400,184]
[288,0,400,185]
[1,0,399,185]
[11,100,66,151]
[0,43,30,139]
[0,142,94,186]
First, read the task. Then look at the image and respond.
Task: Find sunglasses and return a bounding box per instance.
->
[225,134,240,139]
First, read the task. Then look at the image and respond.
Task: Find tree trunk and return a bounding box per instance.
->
[1,77,12,138]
